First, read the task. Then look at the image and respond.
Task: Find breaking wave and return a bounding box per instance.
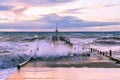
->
[0,39,90,69]
[1,32,120,69]
[94,40,120,45]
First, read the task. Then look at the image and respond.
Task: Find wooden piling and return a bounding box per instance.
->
[109,50,112,57]
[109,57,120,64]
[90,48,93,52]
[100,51,102,54]
[17,58,32,70]
[90,48,120,64]
[103,52,105,56]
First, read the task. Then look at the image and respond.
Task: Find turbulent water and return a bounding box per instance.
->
[1,32,120,79]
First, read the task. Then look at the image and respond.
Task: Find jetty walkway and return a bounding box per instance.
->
[6,48,120,80]
[6,36,120,80]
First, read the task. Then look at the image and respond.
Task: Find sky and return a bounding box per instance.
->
[0,0,120,32]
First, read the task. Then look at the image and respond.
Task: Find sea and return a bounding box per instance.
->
[0,32,120,80]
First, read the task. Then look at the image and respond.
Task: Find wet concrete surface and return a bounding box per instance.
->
[6,68,120,80]
[6,52,120,80]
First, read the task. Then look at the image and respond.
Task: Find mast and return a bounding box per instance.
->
[55,23,58,38]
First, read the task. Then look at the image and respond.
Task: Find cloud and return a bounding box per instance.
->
[107,18,120,22]
[91,3,120,9]
[12,6,29,15]
[62,7,87,14]
[20,0,75,6]
[103,3,120,8]
[0,18,8,20]
[0,5,13,11]
[0,14,120,31]
[0,0,75,6]
[104,4,117,7]
[38,14,120,28]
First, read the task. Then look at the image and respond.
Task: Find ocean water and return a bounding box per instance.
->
[0,32,120,79]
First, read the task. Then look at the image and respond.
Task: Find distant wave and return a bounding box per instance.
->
[0,35,46,42]
[94,40,120,45]
[97,36,120,40]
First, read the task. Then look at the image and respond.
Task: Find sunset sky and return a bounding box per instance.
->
[0,0,120,31]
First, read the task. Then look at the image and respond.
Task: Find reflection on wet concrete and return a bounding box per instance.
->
[7,68,120,80]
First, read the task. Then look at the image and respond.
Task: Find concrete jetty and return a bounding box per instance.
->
[6,51,120,80]
[6,29,120,79]
[6,57,120,80]
[6,68,120,80]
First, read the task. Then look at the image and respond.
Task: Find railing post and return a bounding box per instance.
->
[90,48,93,53]
[109,50,112,57]
[103,52,105,56]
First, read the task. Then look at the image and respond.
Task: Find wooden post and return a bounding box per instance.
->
[109,50,112,57]
[103,52,105,56]
[17,58,31,70]
[17,65,20,70]
[90,48,93,52]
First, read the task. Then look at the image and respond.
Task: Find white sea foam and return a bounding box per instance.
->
[0,68,16,80]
